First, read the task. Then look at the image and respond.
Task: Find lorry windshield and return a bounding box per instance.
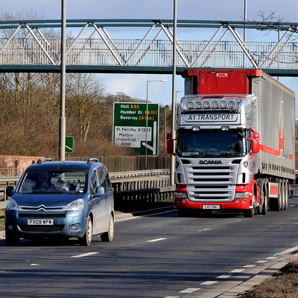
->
[177,130,247,158]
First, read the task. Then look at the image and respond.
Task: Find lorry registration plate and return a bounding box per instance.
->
[203,205,220,210]
[27,219,54,225]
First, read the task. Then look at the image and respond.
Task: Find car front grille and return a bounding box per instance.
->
[20,225,64,232]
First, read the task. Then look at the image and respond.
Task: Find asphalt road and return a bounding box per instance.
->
[1,195,298,298]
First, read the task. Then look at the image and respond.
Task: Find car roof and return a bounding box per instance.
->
[26,158,104,172]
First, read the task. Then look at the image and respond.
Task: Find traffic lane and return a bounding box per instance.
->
[1,201,298,297]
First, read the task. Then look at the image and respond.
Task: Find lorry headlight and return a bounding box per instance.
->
[235,192,250,199]
[186,102,194,109]
[228,101,236,109]
[220,101,227,108]
[65,199,84,211]
[195,101,202,109]
[6,199,19,211]
[203,101,210,109]
[211,101,218,109]
[175,192,188,199]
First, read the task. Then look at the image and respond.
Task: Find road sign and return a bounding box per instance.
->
[65,136,74,153]
[113,102,159,156]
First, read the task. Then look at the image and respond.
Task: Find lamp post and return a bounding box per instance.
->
[145,79,167,170]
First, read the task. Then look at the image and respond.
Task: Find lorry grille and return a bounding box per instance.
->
[182,160,238,202]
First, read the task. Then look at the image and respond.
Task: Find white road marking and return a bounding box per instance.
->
[180,288,200,293]
[200,281,218,285]
[266,256,278,260]
[217,275,231,279]
[30,264,39,266]
[256,260,267,263]
[278,245,298,255]
[164,296,179,298]
[230,269,245,273]
[71,252,98,258]
[243,265,255,268]
[147,238,167,243]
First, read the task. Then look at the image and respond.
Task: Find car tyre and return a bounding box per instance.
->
[101,215,114,242]
[79,216,92,246]
[5,231,20,246]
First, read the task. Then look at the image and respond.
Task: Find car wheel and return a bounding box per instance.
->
[79,216,92,246]
[5,231,20,246]
[101,215,114,242]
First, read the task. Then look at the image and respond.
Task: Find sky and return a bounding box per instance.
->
[1,0,298,114]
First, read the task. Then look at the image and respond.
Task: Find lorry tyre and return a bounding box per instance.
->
[261,184,268,215]
[284,180,289,210]
[244,208,254,218]
[258,181,264,214]
[279,180,284,211]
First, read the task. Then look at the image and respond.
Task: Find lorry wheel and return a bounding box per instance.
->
[284,180,289,210]
[261,186,268,215]
[244,209,254,218]
[279,180,284,211]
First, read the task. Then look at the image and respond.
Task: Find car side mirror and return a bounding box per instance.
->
[6,186,14,197]
[94,186,105,197]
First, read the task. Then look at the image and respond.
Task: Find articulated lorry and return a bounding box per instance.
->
[168,69,295,217]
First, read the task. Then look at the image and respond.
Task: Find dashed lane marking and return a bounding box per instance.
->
[200,281,218,285]
[217,275,231,279]
[180,288,200,293]
[71,252,99,258]
[243,265,255,268]
[147,238,167,243]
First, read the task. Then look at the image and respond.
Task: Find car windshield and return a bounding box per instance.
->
[17,170,87,194]
[177,130,247,158]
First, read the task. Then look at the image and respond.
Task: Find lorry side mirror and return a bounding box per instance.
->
[166,133,172,140]
[167,139,174,154]
[251,138,260,153]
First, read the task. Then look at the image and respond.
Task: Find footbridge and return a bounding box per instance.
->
[1,19,298,76]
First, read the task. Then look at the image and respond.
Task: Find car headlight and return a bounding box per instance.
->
[6,199,19,211]
[65,199,84,211]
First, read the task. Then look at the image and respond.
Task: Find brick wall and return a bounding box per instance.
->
[0,155,45,177]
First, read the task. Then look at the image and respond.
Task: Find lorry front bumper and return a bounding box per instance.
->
[175,198,253,210]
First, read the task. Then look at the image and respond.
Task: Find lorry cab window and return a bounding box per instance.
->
[177,130,247,158]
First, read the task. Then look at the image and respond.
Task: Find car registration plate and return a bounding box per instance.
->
[27,219,54,225]
[202,205,220,210]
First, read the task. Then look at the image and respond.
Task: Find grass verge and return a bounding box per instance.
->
[0,209,4,231]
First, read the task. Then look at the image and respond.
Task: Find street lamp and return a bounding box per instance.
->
[145,79,167,170]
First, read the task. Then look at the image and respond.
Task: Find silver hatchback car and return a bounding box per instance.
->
[5,158,114,246]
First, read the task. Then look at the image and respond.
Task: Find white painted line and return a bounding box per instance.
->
[243,265,255,268]
[180,288,200,293]
[256,260,267,263]
[164,296,179,298]
[278,245,298,255]
[230,269,245,273]
[71,252,98,258]
[147,238,167,243]
[266,257,278,260]
[217,275,231,279]
[201,281,218,285]
[30,264,39,266]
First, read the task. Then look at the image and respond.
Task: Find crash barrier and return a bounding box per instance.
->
[112,171,175,210]
[0,170,175,209]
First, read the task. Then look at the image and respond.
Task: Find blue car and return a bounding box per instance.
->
[5,158,114,246]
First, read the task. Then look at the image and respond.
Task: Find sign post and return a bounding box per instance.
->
[113,103,159,156]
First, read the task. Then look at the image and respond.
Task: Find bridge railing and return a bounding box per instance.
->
[1,38,298,70]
